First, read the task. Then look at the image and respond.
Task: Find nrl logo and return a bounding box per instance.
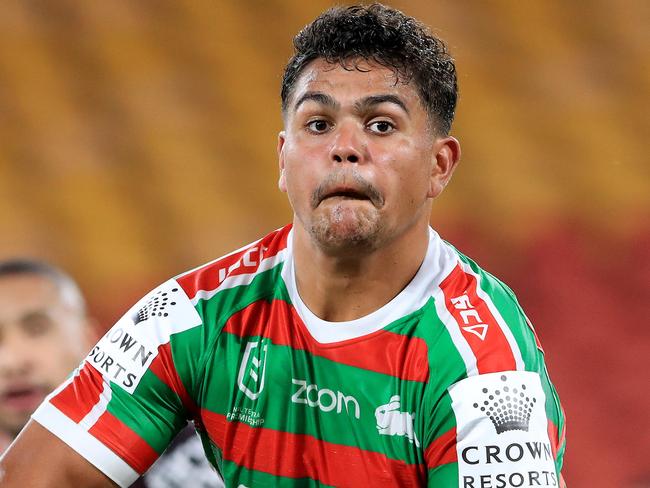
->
[237,340,269,400]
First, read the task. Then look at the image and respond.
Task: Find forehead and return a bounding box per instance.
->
[289,58,422,110]
[0,274,65,322]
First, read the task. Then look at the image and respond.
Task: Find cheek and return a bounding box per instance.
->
[33,332,82,374]
[283,150,322,205]
[380,158,431,209]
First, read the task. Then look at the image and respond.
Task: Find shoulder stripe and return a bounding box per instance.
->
[438,263,521,375]
[176,225,290,301]
[223,299,429,383]
[457,260,525,371]
[201,408,426,486]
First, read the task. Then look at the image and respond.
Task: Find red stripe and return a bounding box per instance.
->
[440,265,517,374]
[424,427,457,469]
[88,411,159,474]
[547,420,560,459]
[177,225,291,300]
[148,342,198,416]
[201,409,426,486]
[49,362,104,423]
[222,299,429,383]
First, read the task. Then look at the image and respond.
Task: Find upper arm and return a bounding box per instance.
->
[23,279,206,486]
[425,371,562,487]
[0,420,116,487]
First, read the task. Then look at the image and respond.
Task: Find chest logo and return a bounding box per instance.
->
[237,340,268,400]
[375,395,420,447]
[291,378,360,419]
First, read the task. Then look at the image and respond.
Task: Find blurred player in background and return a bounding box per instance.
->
[0,259,93,453]
[0,259,222,487]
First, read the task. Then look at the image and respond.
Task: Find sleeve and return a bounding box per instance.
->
[425,371,564,487]
[31,278,205,487]
[424,260,566,487]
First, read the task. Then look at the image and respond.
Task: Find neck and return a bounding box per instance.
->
[291,219,430,322]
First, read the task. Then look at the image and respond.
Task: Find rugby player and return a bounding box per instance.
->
[0,260,222,487]
[0,260,94,454]
[1,5,566,487]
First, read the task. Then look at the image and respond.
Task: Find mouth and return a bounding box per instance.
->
[322,189,371,201]
[1,386,47,412]
[312,173,384,209]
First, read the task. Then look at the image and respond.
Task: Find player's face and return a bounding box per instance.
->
[278,58,459,252]
[0,274,89,436]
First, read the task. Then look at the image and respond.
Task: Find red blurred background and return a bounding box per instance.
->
[0,1,647,485]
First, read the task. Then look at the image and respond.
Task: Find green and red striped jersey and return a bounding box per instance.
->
[33,224,566,487]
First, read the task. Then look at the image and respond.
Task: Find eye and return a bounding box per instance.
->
[21,311,53,337]
[367,120,395,134]
[306,119,331,133]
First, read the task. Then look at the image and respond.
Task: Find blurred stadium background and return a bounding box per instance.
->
[0,1,647,485]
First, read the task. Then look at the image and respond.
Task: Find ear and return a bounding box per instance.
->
[428,136,461,199]
[277,131,287,193]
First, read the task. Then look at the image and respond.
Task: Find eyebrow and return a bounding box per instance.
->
[293,92,409,116]
[294,92,339,112]
[355,94,409,115]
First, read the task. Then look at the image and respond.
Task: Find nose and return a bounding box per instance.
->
[329,122,363,164]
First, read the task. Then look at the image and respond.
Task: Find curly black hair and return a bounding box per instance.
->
[281,4,457,135]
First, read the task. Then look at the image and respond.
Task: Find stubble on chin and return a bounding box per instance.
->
[308,204,383,253]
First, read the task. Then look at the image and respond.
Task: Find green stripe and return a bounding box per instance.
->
[428,462,459,486]
[201,328,426,464]
[107,371,185,453]
[169,265,286,400]
[408,298,467,451]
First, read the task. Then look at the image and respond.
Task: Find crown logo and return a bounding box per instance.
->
[473,374,537,434]
[132,287,180,325]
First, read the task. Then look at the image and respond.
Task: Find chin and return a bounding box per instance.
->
[308,210,383,253]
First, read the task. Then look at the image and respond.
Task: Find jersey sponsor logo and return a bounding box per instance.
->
[449,372,558,487]
[85,280,202,394]
[374,395,420,447]
[218,245,268,284]
[290,378,360,419]
[86,330,154,391]
[473,374,537,434]
[451,293,489,341]
[132,286,182,324]
[237,340,269,400]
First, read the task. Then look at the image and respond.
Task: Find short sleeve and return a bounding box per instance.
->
[32,279,204,487]
[425,371,563,487]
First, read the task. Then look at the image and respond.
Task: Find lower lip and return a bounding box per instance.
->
[323,196,370,202]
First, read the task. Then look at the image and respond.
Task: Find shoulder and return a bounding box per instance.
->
[174,224,292,305]
[431,240,543,378]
